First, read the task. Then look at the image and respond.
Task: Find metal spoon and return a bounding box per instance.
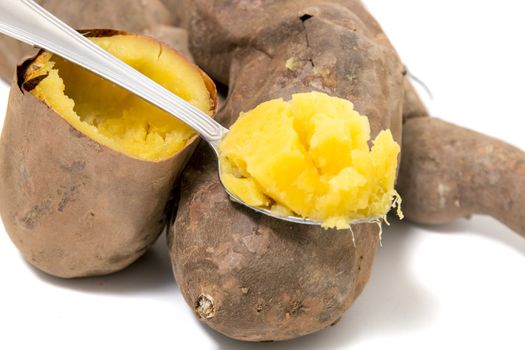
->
[0,0,378,226]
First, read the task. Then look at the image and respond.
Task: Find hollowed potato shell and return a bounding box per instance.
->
[0,30,217,278]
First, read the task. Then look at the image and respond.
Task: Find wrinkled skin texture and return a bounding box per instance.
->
[0,0,188,81]
[399,117,525,238]
[0,30,217,278]
[174,0,403,141]
[167,0,404,341]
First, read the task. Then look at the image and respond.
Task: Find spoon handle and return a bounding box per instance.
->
[0,0,227,146]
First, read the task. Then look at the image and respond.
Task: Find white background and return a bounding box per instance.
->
[1,1,524,349]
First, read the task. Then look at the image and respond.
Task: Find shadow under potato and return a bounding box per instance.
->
[26,233,176,296]
[418,215,525,257]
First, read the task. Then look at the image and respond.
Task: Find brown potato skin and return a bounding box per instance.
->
[167,0,404,341]
[398,77,525,238]
[0,31,217,278]
[171,168,379,340]
[398,117,525,238]
[0,0,182,81]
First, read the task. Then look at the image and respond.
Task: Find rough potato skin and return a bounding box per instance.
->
[167,0,404,341]
[0,0,181,81]
[171,168,379,340]
[0,32,217,278]
[173,0,403,141]
[398,117,525,237]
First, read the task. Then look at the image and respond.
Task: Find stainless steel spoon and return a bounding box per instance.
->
[0,0,379,226]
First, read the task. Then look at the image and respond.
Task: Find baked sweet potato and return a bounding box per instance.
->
[0,0,188,81]
[0,30,217,278]
[167,0,404,341]
[397,69,525,238]
[398,117,525,238]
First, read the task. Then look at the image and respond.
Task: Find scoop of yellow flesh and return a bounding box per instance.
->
[27,35,214,161]
[219,92,400,229]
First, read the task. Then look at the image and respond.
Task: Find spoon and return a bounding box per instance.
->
[0,0,378,226]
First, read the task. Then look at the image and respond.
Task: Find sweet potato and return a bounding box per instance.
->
[167,0,404,341]
[0,30,217,278]
[0,0,186,81]
[398,71,525,237]
[398,117,525,238]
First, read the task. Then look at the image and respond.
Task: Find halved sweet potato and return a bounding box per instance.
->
[0,30,216,278]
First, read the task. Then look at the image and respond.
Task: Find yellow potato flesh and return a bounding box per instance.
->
[219,92,400,229]
[27,35,214,161]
